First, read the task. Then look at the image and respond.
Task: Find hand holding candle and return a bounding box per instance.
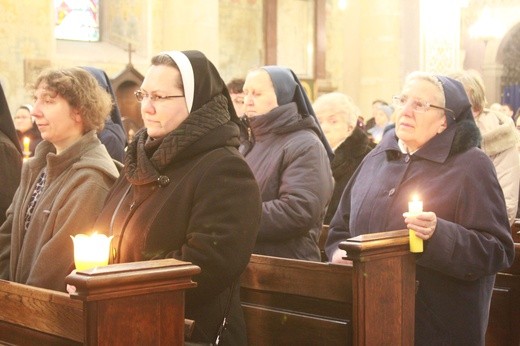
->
[407,195,423,253]
[71,232,113,271]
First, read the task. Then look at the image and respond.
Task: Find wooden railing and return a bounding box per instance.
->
[0,226,516,345]
[486,219,520,345]
[240,229,415,346]
[0,259,200,345]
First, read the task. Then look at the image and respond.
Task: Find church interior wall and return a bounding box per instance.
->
[0,0,519,119]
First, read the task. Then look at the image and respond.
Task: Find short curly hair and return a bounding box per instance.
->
[30,67,112,132]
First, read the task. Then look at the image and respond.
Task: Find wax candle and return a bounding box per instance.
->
[23,136,30,153]
[71,232,113,271]
[408,195,423,253]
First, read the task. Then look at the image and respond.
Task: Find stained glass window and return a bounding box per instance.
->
[54,0,100,42]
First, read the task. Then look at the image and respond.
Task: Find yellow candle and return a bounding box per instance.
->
[71,232,113,271]
[23,136,30,153]
[408,195,423,253]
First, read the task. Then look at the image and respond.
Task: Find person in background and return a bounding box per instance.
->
[91,50,261,345]
[13,104,42,157]
[0,67,119,291]
[226,78,245,116]
[501,103,514,121]
[313,92,374,225]
[240,66,334,262]
[489,102,502,113]
[367,104,393,144]
[0,85,22,225]
[356,115,366,132]
[450,69,520,225]
[365,98,388,131]
[325,71,514,345]
[82,66,127,163]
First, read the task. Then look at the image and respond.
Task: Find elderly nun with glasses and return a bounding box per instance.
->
[92,50,261,345]
[325,71,514,345]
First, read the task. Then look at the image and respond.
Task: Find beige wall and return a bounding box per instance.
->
[0,0,54,109]
[0,0,518,119]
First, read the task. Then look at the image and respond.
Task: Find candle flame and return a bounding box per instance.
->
[411,194,420,202]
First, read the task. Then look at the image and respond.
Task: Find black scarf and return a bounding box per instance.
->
[125,94,231,185]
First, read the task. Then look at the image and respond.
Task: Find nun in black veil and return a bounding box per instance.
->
[82,66,127,163]
[92,50,262,345]
[0,84,22,225]
[239,65,334,262]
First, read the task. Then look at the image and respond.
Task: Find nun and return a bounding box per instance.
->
[240,66,334,262]
[82,66,127,163]
[92,50,262,345]
[0,84,22,225]
[326,71,514,345]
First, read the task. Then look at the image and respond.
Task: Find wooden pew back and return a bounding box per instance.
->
[486,221,520,346]
[241,229,416,346]
[0,259,199,345]
[241,255,352,345]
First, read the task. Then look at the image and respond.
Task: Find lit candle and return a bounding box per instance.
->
[23,136,30,153]
[70,232,113,271]
[408,195,423,253]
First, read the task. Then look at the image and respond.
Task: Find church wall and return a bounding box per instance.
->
[0,0,54,111]
[219,0,265,84]
[0,0,517,122]
[323,0,403,118]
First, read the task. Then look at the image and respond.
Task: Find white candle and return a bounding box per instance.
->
[71,232,113,271]
[408,195,423,214]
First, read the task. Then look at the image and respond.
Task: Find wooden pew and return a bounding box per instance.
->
[318,224,330,262]
[0,259,200,345]
[485,219,520,346]
[241,229,416,345]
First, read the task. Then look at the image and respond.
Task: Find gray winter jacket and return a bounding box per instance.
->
[241,102,333,261]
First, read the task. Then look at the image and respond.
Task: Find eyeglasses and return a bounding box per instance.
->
[392,95,454,119]
[134,90,184,103]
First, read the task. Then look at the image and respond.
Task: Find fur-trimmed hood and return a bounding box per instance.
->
[476,109,520,156]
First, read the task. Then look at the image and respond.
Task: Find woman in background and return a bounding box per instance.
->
[82,66,127,163]
[313,92,374,225]
[13,104,42,157]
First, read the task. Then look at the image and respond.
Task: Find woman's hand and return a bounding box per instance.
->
[66,270,76,294]
[330,248,353,265]
[403,211,438,240]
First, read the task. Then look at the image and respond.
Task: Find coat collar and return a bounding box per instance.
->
[374,117,481,163]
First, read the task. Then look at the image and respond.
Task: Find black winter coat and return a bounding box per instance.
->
[94,96,261,345]
[324,127,374,225]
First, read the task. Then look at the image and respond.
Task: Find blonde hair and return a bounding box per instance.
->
[448,69,487,113]
[31,67,112,132]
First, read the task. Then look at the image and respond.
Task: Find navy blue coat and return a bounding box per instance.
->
[326,119,515,345]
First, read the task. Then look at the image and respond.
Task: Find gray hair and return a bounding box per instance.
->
[404,71,446,108]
